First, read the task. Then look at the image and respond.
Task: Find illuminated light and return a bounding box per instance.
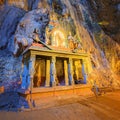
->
[51,28,67,47]
[98,21,109,25]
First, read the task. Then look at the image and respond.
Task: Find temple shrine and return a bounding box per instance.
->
[18,13,93,101]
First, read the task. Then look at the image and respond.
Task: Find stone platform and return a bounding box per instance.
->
[18,85,93,107]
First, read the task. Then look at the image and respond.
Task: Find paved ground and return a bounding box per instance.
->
[0,91,120,120]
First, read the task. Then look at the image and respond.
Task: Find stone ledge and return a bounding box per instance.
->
[18,84,92,95]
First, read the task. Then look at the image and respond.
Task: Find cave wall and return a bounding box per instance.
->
[89,0,120,43]
[88,0,120,76]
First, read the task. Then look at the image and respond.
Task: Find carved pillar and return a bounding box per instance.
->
[46,59,50,87]
[82,59,87,84]
[87,56,92,74]
[68,58,73,85]
[50,56,56,87]
[21,63,28,89]
[75,61,78,80]
[64,60,69,86]
[27,54,36,90]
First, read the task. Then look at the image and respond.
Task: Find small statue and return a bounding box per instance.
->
[32,29,41,43]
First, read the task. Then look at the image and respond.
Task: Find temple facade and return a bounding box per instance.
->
[20,42,92,91]
[18,11,93,98]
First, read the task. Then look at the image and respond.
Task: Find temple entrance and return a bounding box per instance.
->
[73,59,84,84]
[56,57,68,86]
[33,56,50,87]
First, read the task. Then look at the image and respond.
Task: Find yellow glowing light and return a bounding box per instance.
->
[52,28,66,47]
[98,21,109,25]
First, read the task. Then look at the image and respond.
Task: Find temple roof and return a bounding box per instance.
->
[22,43,88,57]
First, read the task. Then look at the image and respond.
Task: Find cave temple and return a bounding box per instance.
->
[18,14,93,98]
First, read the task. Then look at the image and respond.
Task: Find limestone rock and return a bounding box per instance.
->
[89,0,120,44]
[0,50,22,91]
[0,5,26,50]
[0,0,28,10]
[14,8,49,56]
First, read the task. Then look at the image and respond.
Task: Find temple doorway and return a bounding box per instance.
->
[56,57,68,86]
[33,56,50,87]
[73,59,84,84]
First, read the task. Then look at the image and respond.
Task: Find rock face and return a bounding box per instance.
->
[0,0,120,90]
[0,0,28,10]
[89,0,120,44]
[88,0,120,76]
[14,8,49,56]
[0,5,26,50]
[0,50,22,91]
